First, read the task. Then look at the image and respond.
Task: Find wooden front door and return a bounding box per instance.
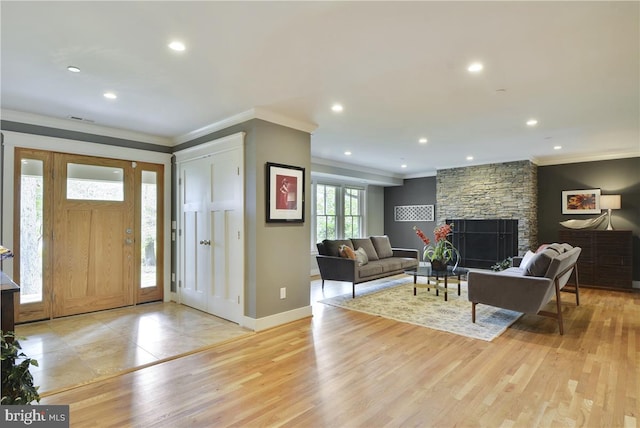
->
[52,154,135,317]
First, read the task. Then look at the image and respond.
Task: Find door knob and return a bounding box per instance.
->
[199,240,211,246]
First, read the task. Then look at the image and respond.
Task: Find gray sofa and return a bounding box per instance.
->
[316,236,419,298]
[467,243,581,335]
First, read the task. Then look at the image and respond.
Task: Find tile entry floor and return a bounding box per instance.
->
[14,302,253,395]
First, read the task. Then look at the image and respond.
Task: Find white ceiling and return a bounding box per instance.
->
[2,1,639,178]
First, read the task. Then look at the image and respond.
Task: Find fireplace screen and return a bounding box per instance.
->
[447,219,518,269]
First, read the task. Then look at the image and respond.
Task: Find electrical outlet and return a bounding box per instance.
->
[280,287,286,299]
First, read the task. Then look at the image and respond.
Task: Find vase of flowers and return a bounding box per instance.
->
[413,223,460,270]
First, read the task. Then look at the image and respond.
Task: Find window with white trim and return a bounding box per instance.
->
[313,182,365,245]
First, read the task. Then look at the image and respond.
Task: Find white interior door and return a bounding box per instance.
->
[208,149,243,323]
[178,143,244,324]
[180,156,210,312]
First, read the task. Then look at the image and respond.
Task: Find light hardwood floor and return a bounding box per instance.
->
[40,277,639,427]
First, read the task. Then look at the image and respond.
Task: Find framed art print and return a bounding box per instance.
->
[266,162,305,223]
[561,189,601,214]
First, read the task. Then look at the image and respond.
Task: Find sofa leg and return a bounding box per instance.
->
[322,279,325,291]
[574,268,580,306]
[471,302,476,323]
[555,283,564,335]
[352,283,356,299]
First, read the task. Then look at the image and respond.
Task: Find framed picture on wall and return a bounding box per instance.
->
[266,162,305,223]
[561,189,601,214]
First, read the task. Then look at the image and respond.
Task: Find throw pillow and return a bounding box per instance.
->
[351,238,379,261]
[354,247,369,266]
[322,239,353,257]
[371,235,394,259]
[535,244,549,253]
[339,245,356,260]
[525,249,556,277]
[545,243,566,254]
[519,250,536,271]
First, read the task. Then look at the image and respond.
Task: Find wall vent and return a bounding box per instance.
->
[67,115,95,123]
[394,205,434,222]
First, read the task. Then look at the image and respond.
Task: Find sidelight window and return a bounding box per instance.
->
[19,159,44,303]
[140,170,158,288]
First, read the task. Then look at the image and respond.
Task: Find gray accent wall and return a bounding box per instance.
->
[249,120,311,319]
[384,176,437,256]
[366,185,385,236]
[538,157,640,280]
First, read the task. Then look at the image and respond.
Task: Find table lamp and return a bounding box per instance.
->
[600,194,621,230]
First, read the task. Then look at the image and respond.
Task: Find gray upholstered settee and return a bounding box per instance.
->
[316,236,419,298]
[467,243,581,335]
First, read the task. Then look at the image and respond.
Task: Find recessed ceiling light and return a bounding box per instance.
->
[526,119,538,126]
[168,41,186,51]
[67,66,80,73]
[331,104,344,113]
[466,156,474,161]
[467,62,483,73]
[418,138,428,144]
[103,92,117,100]
[344,151,352,156]
[401,164,407,169]
[554,145,562,150]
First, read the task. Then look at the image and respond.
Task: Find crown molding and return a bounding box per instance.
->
[402,170,437,179]
[174,107,318,145]
[533,150,640,166]
[311,157,404,186]
[253,107,318,134]
[311,156,403,179]
[0,109,172,146]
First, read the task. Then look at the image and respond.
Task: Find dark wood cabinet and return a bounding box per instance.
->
[558,229,632,290]
[1,271,20,333]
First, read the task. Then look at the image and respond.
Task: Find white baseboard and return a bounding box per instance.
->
[242,305,313,331]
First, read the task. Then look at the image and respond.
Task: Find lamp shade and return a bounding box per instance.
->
[600,194,621,210]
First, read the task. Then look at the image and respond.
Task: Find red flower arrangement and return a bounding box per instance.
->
[413,223,459,268]
[413,226,430,246]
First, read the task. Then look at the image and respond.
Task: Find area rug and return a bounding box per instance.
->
[319,277,523,341]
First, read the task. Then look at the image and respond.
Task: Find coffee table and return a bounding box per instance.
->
[404,265,469,301]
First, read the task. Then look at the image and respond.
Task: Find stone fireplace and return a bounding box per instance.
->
[436,160,537,258]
